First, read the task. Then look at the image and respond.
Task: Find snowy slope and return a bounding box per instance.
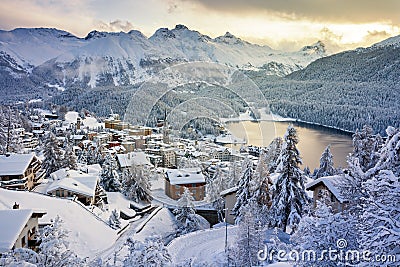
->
[168,225,238,265]
[0,28,84,69]
[0,189,117,258]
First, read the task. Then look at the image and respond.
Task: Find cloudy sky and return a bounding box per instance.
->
[0,0,399,52]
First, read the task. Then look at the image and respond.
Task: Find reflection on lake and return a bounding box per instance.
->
[225,121,353,170]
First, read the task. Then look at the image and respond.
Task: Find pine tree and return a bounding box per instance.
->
[232,157,256,223]
[0,106,24,154]
[269,125,309,233]
[359,170,400,265]
[123,236,171,267]
[62,143,78,170]
[254,150,273,207]
[174,187,201,234]
[228,160,241,187]
[39,216,83,267]
[366,126,400,177]
[0,248,39,266]
[292,199,359,267]
[232,200,264,267]
[100,154,121,192]
[43,132,64,176]
[314,145,336,179]
[351,125,382,172]
[264,137,283,173]
[122,165,152,203]
[108,209,121,230]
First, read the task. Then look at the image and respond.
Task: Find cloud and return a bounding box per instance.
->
[183,0,400,24]
[363,30,392,45]
[167,0,179,13]
[96,20,134,32]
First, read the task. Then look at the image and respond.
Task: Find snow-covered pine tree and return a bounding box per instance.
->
[264,137,283,173]
[174,187,201,234]
[269,125,309,233]
[122,165,152,203]
[254,150,273,207]
[62,143,78,170]
[232,157,256,223]
[77,148,88,165]
[303,166,311,177]
[314,145,336,179]
[351,125,383,172]
[206,167,226,222]
[87,146,103,165]
[292,198,359,267]
[366,126,400,177]
[232,200,264,267]
[142,235,172,266]
[100,154,121,192]
[43,132,64,176]
[108,209,121,230]
[359,170,400,265]
[0,248,39,266]
[39,216,83,267]
[227,160,242,187]
[123,236,171,267]
[0,106,24,154]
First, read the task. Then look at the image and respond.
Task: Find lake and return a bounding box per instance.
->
[225,120,353,171]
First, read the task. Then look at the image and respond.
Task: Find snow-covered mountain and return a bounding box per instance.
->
[0,25,327,94]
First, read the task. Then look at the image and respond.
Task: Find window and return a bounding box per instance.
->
[317,189,323,198]
[331,193,336,203]
[21,236,26,247]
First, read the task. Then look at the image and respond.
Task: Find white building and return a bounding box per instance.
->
[0,209,46,254]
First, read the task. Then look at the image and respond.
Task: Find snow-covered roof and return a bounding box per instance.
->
[0,209,33,253]
[0,153,35,176]
[306,175,347,203]
[220,186,238,197]
[116,152,153,168]
[0,188,117,257]
[166,168,205,185]
[48,169,99,197]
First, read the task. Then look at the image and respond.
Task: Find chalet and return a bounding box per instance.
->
[0,153,45,190]
[306,175,349,213]
[116,152,153,170]
[47,169,106,207]
[165,168,206,201]
[0,209,46,254]
[220,186,238,224]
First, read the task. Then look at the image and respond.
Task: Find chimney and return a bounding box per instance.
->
[12,202,19,209]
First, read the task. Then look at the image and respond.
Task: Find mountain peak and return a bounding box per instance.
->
[174,24,189,31]
[85,30,108,40]
[301,40,326,55]
[151,28,176,39]
[214,32,244,45]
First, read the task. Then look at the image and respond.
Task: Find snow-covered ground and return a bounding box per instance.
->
[0,189,117,258]
[168,225,238,265]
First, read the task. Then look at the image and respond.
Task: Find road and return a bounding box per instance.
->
[167,225,238,264]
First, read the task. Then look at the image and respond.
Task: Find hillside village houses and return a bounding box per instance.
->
[0,209,46,253]
[46,168,106,207]
[306,175,350,213]
[0,153,45,190]
[165,167,206,201]
[0,108,355,261]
